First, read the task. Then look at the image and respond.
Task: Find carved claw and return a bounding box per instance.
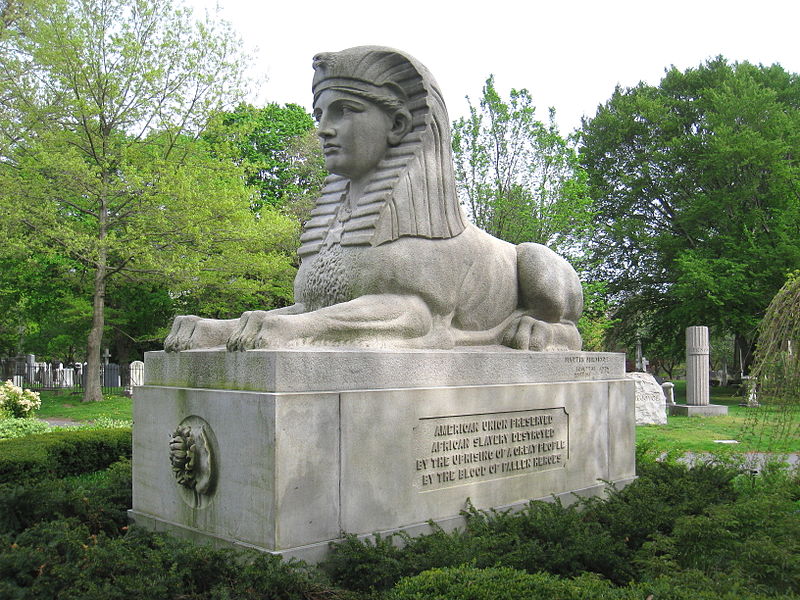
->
[226,311,270,351]
[164,315,202,352]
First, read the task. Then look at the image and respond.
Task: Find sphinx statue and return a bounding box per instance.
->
[165,46,583,352]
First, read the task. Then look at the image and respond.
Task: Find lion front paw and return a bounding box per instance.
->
[165,316,237,351]
[501,317,582,352]
[501,315,552,351]
[165,315,202,352]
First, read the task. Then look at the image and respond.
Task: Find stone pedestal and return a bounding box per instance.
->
[130,348,636,562]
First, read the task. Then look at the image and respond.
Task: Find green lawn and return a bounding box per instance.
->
[636,381,799,454]
[35,390,133,422]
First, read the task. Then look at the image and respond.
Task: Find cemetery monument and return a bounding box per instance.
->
[670,325,729,416]
[130,46,636,562]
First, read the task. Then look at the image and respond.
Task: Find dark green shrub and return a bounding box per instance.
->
[638,493,800,595]
[0,458,132,536]
[388,566,609,600]
[1,521,336,600]
[322,532,413,592]
[0,428,131,484]
[324,500,634,591]
[460,499,634,582]
[388,566,787,600]
[581,459,740,553]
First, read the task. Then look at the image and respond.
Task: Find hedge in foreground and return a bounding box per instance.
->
[0,459,132,537]
[0,522,335,600]
[388,565,785,600]
[0,428,131,484]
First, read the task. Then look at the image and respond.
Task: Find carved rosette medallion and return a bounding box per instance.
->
[169,415,218,508]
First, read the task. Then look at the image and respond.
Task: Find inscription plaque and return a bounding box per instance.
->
[563,354,614,379]
[414,408,569,491]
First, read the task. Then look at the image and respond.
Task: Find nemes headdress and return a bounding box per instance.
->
[299,46,467,258]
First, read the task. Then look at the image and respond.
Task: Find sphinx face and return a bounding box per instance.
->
[314,89,393,182]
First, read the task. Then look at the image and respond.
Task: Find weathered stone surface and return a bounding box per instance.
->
[686,326,710,406]
[670,404,729,417]
[130,349,635,562]
[164,46,583,353]
[625,372,667,425]
[144,348,625,393]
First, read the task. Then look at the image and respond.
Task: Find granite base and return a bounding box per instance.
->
[130,348,635,562]
[670,403,729,417]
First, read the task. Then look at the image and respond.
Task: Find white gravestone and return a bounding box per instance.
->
[626,372,667,425]
[130,361,144,387]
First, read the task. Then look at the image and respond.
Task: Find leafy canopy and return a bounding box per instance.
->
[580,57,800,363]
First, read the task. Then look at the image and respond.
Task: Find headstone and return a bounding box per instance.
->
[130,361,144,387]
[626,372,667,425]
[130,46,637,564]
[661,381,675,405]
[670,326,728,416]
[103,363,120,388]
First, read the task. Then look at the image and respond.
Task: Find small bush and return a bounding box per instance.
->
[0,428,131,484]
[388,566,600,600]
[0,380,41,419]
[0,418,51,440]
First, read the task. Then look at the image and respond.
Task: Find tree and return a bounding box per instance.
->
[0,0,259,401]
[203,103,327,217]
[580,58,800,371]
[452,76,592,257]
[746,271,800,450]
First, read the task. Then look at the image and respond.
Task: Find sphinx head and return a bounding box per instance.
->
[312,51,414,182]
[299,47,466,257]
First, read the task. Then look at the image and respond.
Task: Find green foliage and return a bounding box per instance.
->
[389,566,617,600]
[390,566,789,600]
[746,271,800,451]
[0,418,51,440]
[580,57,800,369]
[0,521,332,599]
[204,103,326,215]
[0,458,131,536]
[577,280,618,351]
[0,428,131,484]
[325,457,794,595]
[0,0,256,399]
[452,76,592,257]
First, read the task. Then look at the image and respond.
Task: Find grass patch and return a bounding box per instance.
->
[636,381,798,454]
[34,391,132,422]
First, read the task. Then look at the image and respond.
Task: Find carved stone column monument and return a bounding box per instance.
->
[129,46,636,563]
[670,326,728,416]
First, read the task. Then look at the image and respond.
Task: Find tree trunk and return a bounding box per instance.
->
[82,261,106,402]
[82,184,108,403]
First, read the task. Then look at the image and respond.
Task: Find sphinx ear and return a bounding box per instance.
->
[388,108,412,146]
